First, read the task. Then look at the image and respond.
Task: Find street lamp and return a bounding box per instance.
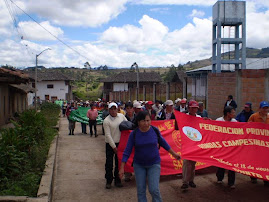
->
[131,62,139,100]
[35,48,51,111]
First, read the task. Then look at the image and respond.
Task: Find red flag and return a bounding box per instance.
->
[118,120,209,175]
[174,111,269,181]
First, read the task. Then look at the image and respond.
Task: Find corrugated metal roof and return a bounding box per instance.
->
[186,58,269,74]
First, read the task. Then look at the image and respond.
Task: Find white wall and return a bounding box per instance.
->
[113,83,128,92]
[37,81,68,100]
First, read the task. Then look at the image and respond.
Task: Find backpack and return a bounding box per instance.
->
[132,125,161,149]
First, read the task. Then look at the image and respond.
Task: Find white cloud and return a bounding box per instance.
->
[100,15,169,52]
[21,0,128,27]
[18,21,64,41]
[150,7,170,14]
[189,9,205,18]
[134,0,216,6]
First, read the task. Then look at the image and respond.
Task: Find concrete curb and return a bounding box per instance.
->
[0,120,60,202]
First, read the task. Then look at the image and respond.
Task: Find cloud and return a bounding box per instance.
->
[134,0,216,6]
[100,15,169,52]
[150,7,170,14]
[18,21,64,41]
[189,9,205,18]
[21,0,128,27]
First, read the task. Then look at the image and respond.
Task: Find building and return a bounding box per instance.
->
[186,57,269,119]
[0,67,32,126]
[27,71,73,102]
[102,72,162,102]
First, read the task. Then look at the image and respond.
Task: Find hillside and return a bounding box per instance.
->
[22,47,269,101]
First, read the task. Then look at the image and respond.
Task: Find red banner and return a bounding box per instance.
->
[118,120,209,175]
[175,111,269,181]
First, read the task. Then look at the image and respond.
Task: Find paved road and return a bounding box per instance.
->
[52,117,269,202]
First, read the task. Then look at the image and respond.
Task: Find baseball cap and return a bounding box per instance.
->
[188,100,199,108]
[146,101,154,105]
[175,98,181,104]
[180,98,187,104]
[165,100,174,106]
[108,102,118,109]
[133,102,142,108]
[260,101,269,108]
[244,102,252,108]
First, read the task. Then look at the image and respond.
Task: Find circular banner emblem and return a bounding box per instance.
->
[182,126,202,141]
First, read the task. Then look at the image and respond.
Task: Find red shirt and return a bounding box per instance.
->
[87,109,98,120]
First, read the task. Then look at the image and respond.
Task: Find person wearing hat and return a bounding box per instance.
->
[248,101,269,186]
[181,100,201,190]
[157,100,175,120]
[177,98,187,112]
[143,101,156,120]
[235,102,254,122]
[103,102,127,189]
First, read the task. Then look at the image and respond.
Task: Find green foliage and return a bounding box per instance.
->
[0,105,59,197]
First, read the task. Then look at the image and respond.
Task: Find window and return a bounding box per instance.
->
[47,84,54,88]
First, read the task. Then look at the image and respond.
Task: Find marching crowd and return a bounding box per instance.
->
[61,95,269,202]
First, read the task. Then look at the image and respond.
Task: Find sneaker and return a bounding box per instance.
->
[95,135,98,137]
[181,183,189,189]
[115,182,123,188]
[105,184,111,189]
[189,181,196,188]
[217,180,223,184]
[229,184,235,189]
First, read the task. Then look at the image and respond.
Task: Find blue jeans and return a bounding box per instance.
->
[133,163,162,202]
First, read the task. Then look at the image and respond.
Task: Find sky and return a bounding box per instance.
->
[0,0,269,68]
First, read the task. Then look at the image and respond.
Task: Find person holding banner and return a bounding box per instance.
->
[248,101,269,187]
[216,106,237,189]
[119,111,180,202]
[181,100,201,190]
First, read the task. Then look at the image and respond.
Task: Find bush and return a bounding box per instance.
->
[0,104,59,196]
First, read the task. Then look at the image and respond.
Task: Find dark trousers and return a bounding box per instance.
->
[105,143,120,184]
[89,120,97,136]
[102,123,105,135]
[81,123,87,134]
[216,168,235,185]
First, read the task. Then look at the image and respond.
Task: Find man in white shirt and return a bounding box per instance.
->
[182,100,201,190]
[103,102,127,189]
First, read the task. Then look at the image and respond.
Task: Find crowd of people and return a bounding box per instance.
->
[61,95,269,202]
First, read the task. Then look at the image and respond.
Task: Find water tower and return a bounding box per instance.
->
[212,1,246,73]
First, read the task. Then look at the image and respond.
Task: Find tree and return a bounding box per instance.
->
[84,62,91,70]
[130,62,138,72]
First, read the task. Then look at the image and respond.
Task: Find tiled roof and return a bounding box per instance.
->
[27,71,73,81]
[102,72,162,83]
[9,84,35,93]
[0,67,30,84]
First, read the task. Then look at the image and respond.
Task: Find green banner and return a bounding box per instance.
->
[55,100,64,107]
[69,107,104,124]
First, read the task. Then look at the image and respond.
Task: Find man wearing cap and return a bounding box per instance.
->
[181,100,201,190]
[143,101,156,120]
[133,102,143,123]
[236,102,254,122]
[103,102,127,189]
[177,98,188,112]
[157,100,175,120]
[248,101,269,186]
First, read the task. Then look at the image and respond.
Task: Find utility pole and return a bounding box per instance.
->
[35,48,51,111]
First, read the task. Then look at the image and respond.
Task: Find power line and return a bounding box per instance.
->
[8,0,91,62]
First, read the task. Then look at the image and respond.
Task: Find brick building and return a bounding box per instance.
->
[186,58,269,119]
